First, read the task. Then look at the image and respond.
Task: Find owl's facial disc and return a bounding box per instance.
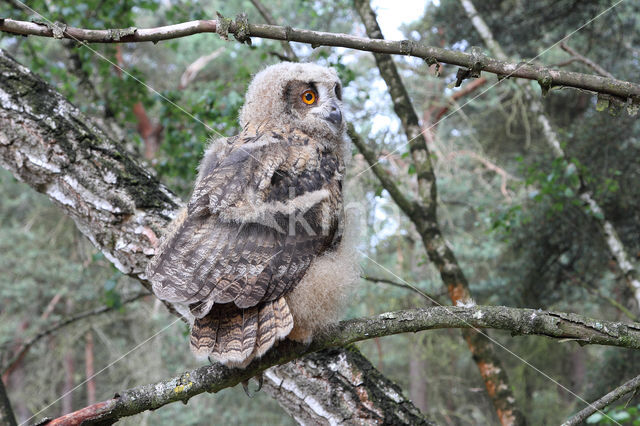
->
[284,80,344,135]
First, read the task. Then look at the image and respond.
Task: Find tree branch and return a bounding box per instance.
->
[347,124,418,222]
[39,304,640,424]
[559,42,615,79]
[1,292,150,375]
[562,374,640,426]
[353,2,525,424]
[262,347,433,425]
[0,17,639,99]
[0,49,182,301]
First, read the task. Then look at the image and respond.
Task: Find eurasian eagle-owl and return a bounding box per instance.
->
[146,62,359,367]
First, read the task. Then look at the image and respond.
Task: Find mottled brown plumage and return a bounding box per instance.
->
[146,63,358,367]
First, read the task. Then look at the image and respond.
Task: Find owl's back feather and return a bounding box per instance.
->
[147,127,342,365]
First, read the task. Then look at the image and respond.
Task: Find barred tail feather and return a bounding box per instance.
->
[190,297,294,367]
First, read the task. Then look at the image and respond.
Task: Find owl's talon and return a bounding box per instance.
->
[241,374,263,397]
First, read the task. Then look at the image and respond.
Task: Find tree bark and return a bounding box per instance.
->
[262,348,433,425]
[353,2,526,424]
[0,48,428,424]
[1,17,639,99]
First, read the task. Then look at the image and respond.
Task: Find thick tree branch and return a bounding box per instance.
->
[0,49,181,303]
[562,373,640,426]
[353,2,525,424]
[0,48,426,423]
[0,17,639,99]
[1,292,150,375]
[262,348,433,425]
[40,305,640,424]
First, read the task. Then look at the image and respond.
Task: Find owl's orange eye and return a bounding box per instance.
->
[301,90,317,105]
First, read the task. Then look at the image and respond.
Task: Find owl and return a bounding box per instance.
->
[146,62,360,368]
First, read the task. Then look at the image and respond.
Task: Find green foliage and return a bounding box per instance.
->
[587,405,640,425]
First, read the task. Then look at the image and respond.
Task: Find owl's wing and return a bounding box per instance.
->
[147,132,341,316]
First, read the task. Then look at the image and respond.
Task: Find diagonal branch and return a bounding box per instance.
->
[1,17,639,99]
[40,304,640,424]
[1,292,150,375]
[559,42,615,79]
[562,373,640,426]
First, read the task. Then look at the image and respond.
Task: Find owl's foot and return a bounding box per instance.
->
[241,373,263,398]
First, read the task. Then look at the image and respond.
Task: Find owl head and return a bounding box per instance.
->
[239,62,345,138]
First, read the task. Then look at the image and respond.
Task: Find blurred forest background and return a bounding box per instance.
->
[1,0,639,424]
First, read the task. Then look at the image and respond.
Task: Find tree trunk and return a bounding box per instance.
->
[409,337,429,413]
[263,347,433,425]
[353,2,526,424]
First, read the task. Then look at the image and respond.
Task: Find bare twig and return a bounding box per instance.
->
[1,292,149,375]
[40,305,640,424]
[249,0,299,61]
[178,47,225,89]
[559,42,615,79]
[446,150,517,200]
[362,275,442,303]
[0,18,639,98]
[562,374,640,426]
[432,77,488,123]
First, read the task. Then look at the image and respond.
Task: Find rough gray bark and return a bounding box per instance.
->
[0,50,181,290]
[0,48,428,424]
[1,17,639,99]
[263,348,433,425]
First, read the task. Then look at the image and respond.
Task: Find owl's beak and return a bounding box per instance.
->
[325,101,342,126]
